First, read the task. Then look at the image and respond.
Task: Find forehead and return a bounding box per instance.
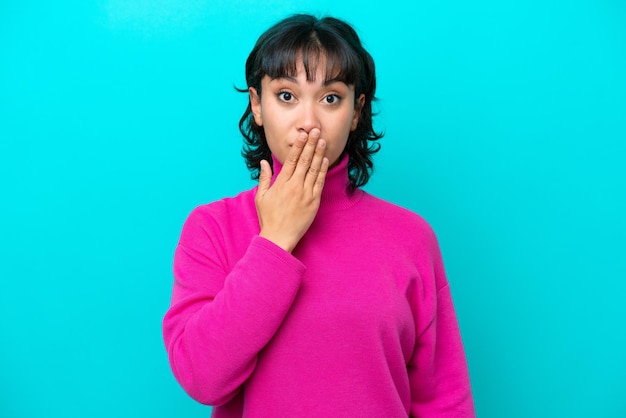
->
[266,57,352,86]
[260,44,359,86]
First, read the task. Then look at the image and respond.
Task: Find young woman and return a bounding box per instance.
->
[163,14,475,417]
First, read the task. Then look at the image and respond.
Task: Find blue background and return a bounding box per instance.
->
[1,1,625,416]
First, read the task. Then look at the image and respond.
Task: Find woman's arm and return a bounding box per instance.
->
[408,231,475,417]
[163,220,305,406]
[163,129,328,406]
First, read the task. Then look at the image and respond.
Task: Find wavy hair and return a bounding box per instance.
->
[238,14,383,191]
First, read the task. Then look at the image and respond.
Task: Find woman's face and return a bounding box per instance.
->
[249,58,364,168]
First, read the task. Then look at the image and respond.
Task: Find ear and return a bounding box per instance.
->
[351,93,365,131]
[249,87,263,126]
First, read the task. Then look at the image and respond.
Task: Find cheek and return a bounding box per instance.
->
[340,112,356,139]
[328,122,352,155]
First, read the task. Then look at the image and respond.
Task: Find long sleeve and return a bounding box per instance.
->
[162,207,305,406]
[408,231,475,417]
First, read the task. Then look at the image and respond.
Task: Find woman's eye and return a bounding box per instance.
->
[278,92,293,102]
[324,94,340,104]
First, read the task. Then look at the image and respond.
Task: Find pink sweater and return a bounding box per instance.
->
[163,155,475,417]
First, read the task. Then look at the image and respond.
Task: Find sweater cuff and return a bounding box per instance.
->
[249,235,307,273]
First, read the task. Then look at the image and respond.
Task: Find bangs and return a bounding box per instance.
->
[240,14,382,190]
[257,30,361,86]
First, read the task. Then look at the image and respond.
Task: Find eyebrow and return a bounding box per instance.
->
[271,76,348,87]
[273,76,297,83]
[323,77,348,86]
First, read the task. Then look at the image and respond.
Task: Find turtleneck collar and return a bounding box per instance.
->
[270,153,363,213]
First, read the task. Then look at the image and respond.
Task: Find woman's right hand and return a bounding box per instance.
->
[255,128,329,253]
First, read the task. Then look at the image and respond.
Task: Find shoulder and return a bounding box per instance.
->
[352,191,443,261]
[360,192,437,239]
[358,192,449,287]
[179,188,258,244]
[188,188,256,219]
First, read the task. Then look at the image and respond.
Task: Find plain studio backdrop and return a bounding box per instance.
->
[1,1,625,417]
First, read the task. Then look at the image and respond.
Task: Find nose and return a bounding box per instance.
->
[297,101,321,134]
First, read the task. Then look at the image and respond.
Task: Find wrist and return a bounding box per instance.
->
[259,230,297,253]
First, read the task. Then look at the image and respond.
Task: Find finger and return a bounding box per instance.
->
[312,157,330,196]
[304,138,326,190]
[278,132,308,180]
[294,128,321,178]
[257,159,272,196]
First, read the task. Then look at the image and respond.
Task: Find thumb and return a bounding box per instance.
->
[257,160,272,194]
